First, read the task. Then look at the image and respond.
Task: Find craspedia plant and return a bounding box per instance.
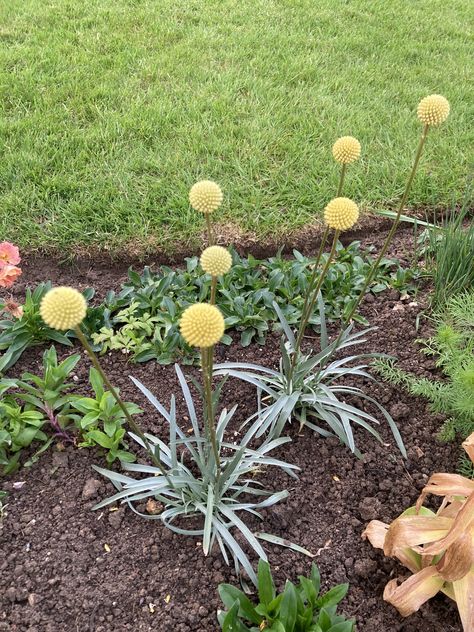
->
[332,136,361,164]
[200,246,232,277]
[417,95,450,127]
[180,303,225,348]
[189,180,223,214]
[324,197,359,232]
[40,287,87,331]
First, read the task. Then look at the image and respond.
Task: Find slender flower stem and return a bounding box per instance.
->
[289,231,340,378]
[46,407,73,443]
[201,347,221,478]
[74,326,170,479]
[210,276,217,305]
[298,226,329,344]
[343,124,430,326]
[205,214,214,246]
[319,125,431,374]
[289,161,348,377]
[337,163,347,196]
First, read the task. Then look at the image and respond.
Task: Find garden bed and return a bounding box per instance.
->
[0,227,463,631]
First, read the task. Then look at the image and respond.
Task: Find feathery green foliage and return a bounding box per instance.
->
[373,291,474,473]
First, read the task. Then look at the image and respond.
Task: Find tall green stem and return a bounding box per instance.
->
[297,227,329,346]
[289,231,340,378]
[205,214,214,246]
[289,160,348,378]
[201,347,221,478]
[317,125,431,375]
[210,276,217,305]
[74,327,170,480]
[295,161,347,363]
[343,124,430,325]
[337,163,347,196]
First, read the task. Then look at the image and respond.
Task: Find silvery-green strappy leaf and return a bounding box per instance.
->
[93,364,300,587]
[214,296,405,457]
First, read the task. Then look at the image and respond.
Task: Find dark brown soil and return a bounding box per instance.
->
[0,228,463,631]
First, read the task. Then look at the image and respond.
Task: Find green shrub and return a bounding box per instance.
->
[218,560,355,631]
[93,365,300,584]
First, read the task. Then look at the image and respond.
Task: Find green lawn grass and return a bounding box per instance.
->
[1,0,472,255]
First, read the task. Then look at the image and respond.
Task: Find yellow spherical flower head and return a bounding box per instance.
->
[332,136,361,164]
[40,287,87,330]
[417,95,450,127]
[324,197,359,231]
[189,180,223,214]
[200,245,232,277]
[180,303,225,348]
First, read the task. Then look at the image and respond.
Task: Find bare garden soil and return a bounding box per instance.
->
[0,228,463,631]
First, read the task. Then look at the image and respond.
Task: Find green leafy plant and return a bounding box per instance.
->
[0,345,79,473]
[373,290,474,473]
[93,365,301,584]
[0,283,93,373]
[215,297,405,457]
[0,347,141,473]
[86,244,416,363]
[71,367,142,464]
[218,559,355,631]
[13,345,81,442]
[0,391,46,475]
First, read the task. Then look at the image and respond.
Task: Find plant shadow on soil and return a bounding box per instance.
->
[0,228,463,631]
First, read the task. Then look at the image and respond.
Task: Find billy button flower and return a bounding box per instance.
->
[290,197,360,378]
[332,136,361,199]
[40,287,87,331]
[417,94,450,127]
[324,197,359,232]
[324,94,451,369]
[39,287,167,476]
[299,138,362,359]
[200,245,232,304]
[332,136,361,165]
[179,303,225,349]
[189,180,223,246]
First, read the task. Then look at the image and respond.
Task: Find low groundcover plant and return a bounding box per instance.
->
[84,241,416,363]
[363,432,474,631]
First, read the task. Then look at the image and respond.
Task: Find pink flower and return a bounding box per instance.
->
[0,242,21,269]
[3,299,23,319]
[0,265,22,288]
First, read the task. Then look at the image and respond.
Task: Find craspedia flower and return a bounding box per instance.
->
[200,245,232,276]
[332,136,361,164]
[417,95,450,126]
[324,197,359,231]
[179,303,225,348]
[189,180,223,214]
[40,287,87,330]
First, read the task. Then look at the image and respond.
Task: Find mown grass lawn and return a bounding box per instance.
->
[0,0,472,255]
